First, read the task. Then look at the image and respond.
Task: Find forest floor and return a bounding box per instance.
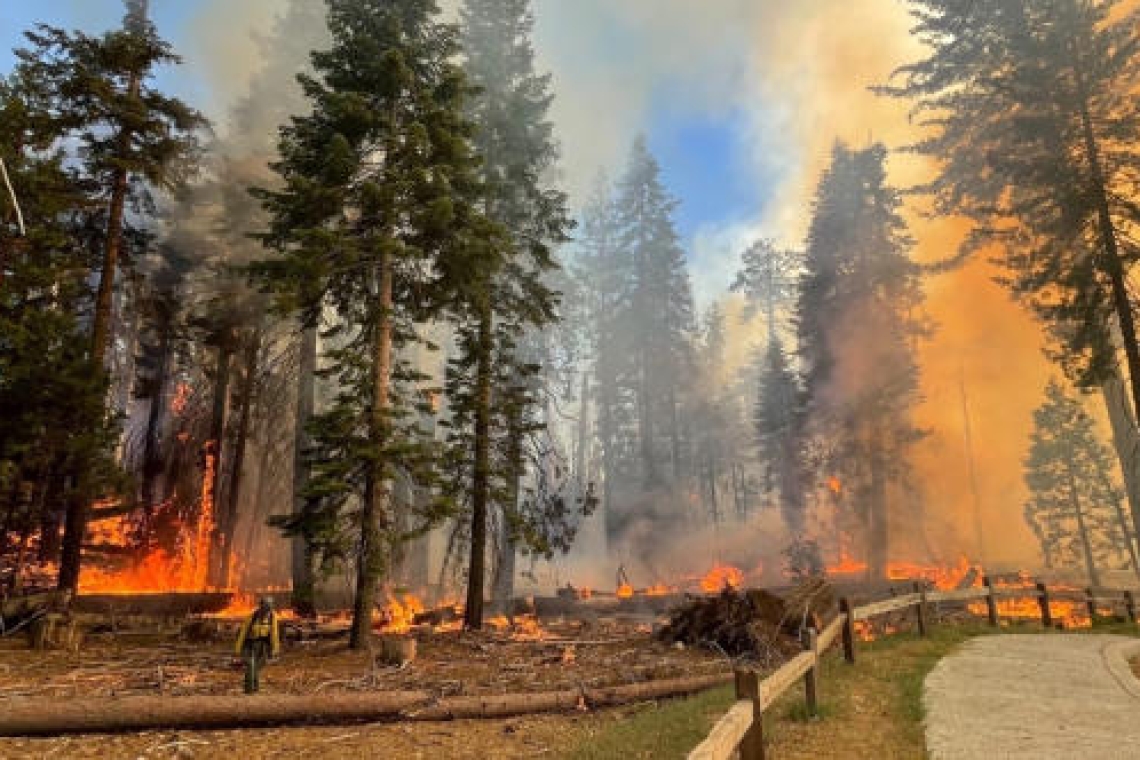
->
[0,617,732,759]
[0,618,728,699]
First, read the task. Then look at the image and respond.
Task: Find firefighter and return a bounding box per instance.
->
[234,596,281,694]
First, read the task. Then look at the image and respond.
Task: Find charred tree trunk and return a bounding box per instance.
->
[464,299,494,631]
[215,330,260,588]
[351,253,393,650]
[206,340,233,587]
[291,324,318,617]
[140,325,173,520]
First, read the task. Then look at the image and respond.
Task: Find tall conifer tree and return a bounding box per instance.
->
[254,0,496,648]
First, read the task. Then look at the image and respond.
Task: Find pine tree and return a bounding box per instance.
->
[1024,380,1137,583]
[612,136,697,493]
[450,0,572,625]
[254,0,494,648]
[753,336,805,532]
[797,142,926,579]
[15,0,205,591]
[732,238,800,346]
[0,76,122,586]
[574,176,637,543]
[880,0,1140,553]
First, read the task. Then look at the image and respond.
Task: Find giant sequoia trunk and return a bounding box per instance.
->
[464,300,494,630]
[291,324,318,616]
[351,254,394,650]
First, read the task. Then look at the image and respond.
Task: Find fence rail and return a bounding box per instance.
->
[687,578,1140,760]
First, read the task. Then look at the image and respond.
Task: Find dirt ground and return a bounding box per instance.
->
[0,618,728,759]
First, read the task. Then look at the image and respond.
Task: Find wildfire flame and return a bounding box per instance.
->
[700,564,744,593]
[375,593,425,634]
[616,583,634,599]
[827,476,843,496]
[170,382,191,416]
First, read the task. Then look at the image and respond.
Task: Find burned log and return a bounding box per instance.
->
[0,673,732,736]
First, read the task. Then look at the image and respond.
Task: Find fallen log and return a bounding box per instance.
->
[73,592,233,617]
[0,672,732,736]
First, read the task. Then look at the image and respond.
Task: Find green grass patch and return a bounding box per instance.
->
[560,619,1138,760]
[560,684,734,760]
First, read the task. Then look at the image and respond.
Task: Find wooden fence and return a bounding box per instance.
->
[687,579,1139,760]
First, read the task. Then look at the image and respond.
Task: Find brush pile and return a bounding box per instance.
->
[655,578,835,659]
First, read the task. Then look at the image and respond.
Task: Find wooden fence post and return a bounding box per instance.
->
[983,576,999,627]
[735,669,764,760]
[1125,590,1137,624]
[839,598,856,664]
[913,582,928,636]
[1036,582,1052,628]
[802,628,820,717]
[1085,588,1097,625]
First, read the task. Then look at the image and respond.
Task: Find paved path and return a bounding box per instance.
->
[924,634,1140,759]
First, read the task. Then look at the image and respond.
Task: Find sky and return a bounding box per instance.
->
[0,0,1062,566]
[0,0,778,307]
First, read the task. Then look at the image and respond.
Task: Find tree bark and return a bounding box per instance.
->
[1070,38,1140,546]
[0,673,731,736]
[140,325,173,523]
[464,300,494,631]
[1099,369,1140,572]
[351,253,393,650]
[291,324,318,616]
[215,330,259,588]
[206,340,233,586]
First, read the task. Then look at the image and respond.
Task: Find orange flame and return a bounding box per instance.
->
[616,583,634,599]
[700,564,745,593]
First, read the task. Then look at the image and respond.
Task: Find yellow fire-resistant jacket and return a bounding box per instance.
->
[234,609,281,657]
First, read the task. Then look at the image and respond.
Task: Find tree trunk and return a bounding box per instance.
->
[206,341,233,586]
[215,330,259,588]
[867,438,888,580]
[1071,40,1140,537]
[351,253,393,650]
[140,325,173,522]
[637,349,656,489]
[1068,470,1102,588]
[291,324,318,617]
[464,300,494,631]
[1099,370,1140,571]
